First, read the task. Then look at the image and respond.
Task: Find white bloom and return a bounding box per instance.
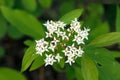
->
[55,54,62,62]
[35,38,48,55]
[45,32,52,38]
[44,54,56,66]
[62,47,70,56]
[42,46,49,52]
[78,28,90,40]
[60,32,69,40]
[67,51,75,58]
[55,28,62,37]
[51,37,59,45]
[35,47,44,55]
[65,56,75,65]
[35,18,90,66]
[36,38,44,45]
[57,21,66,29]
[49,43,56,52]
[76,47,84,57]
[44,20,57,34]
[70,18,81,33]
[73,35,84,45]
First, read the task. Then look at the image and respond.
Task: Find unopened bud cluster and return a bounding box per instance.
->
[35,18,90,66]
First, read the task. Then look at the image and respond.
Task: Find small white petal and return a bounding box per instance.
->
[55,54,62,62]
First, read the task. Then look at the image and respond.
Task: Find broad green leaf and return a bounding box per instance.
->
[53,63,63,72]
[88,4,104,17]
[116,6,120,32]
[65,66,75,80]
[0,13,7,39]
[74,66,84,80]
[0,67,26,80]
[1,6,45,39]
[38,0,52,8]
[33,5,44,17]
[22,0,37,12]
[8,26,24,39]
[90,22,109,39]
[0,0,14,7]
[59,57,65,68]
[84,47,120,80]
[81,55,98,80]
[60,1,74,16]
[60,9,83,24]
[0,46,5,57]
[30,55,44,71]
[82,4,103,29]
[24,40,34,46]
[88,32,120,47]
[21,43,38,72]
[5,0,14,7]
[0,0,5,5]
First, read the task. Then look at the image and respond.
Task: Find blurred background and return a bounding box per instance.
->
[0,0,120,80]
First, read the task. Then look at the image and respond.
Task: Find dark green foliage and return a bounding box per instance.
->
[0,1,120,80]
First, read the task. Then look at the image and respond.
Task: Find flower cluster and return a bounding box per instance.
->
[35,18,90,66]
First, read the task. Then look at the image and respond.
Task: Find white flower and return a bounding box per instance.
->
[57,21,66,29]
[78,28,90,40]
[60,32,69,40]
[65,56,75,65]
[45,32,52,38]
[76,47,84,57]
[51,37,59,45]
[35,18,90,66]
[73,35,84,45]
[55,54,62,62]
[35,38,48,55]
[55,28,62,37]
[49,43,56,52]
[70,18,81,33]
[67,52,75,58]
[44,54,56,66]
[62,47,70,56]
[35,47,44,55]
[44,20,57,34]
[36,38,44,45]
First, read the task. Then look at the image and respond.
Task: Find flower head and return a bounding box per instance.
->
[35,18,90,66]
[44,54,56,66]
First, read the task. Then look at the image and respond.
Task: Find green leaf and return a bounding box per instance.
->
[74,66,84,80]
[60,9,83,24]
[22,0,37,12]
[24,40,34,46]
[8,26,24,39]
[0,0,14,7]
[60,1,74,16]
[90,22,110,40]
[1,6,45,39]
[81,55,98,80]
[59,57,65,68]
[84,47,120,80]
[21,43,38,72]
[82,4,104,30]
[116,6,120,32]
[88,32,120,47]
[0,67,26,80]
[0,46,5,57]
[0,0,5,5]
[0,13,7,39]
[38,0,52,8]
[30,55,44,71]
[5,0,14,7]
[65,66,75,80]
